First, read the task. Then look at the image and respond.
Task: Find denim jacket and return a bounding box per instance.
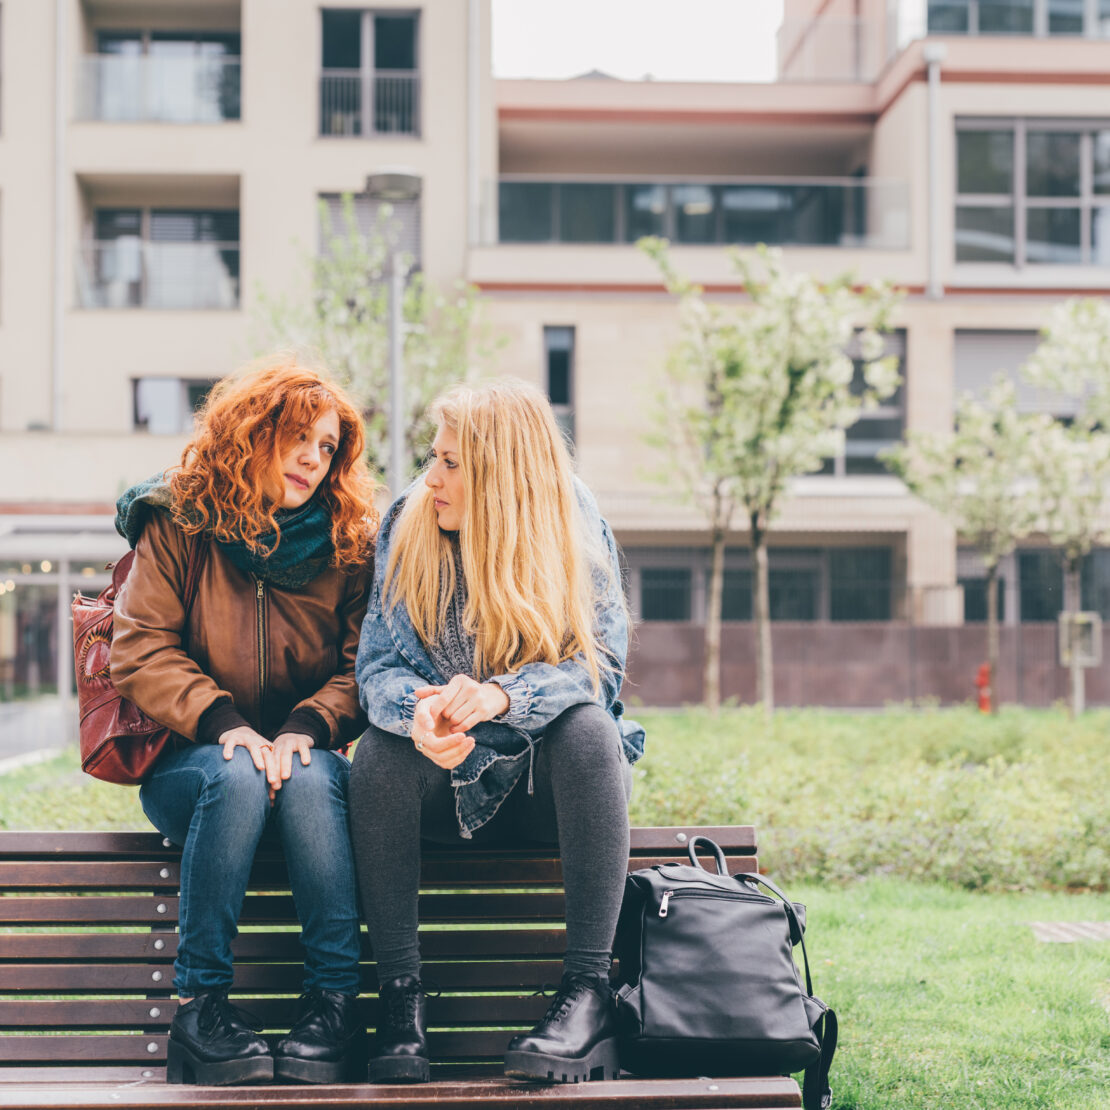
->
[355,477,645,837]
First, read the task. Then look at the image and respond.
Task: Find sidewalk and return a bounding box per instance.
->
[0,696,70,773]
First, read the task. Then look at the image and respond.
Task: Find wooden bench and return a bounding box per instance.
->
[0,825,803,1109]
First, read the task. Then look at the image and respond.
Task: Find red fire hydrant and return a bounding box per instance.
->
[974,663,991,713]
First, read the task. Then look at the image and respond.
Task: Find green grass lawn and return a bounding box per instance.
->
[2,708,1109,1108]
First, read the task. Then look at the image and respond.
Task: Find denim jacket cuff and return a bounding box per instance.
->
[399,691,419,735]
[488,674,533,723]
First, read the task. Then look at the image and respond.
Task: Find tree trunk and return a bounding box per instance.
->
[986,563,1000,715]
[704,516,727,715]
[1064,555,1084,718]
[751,511,774,719]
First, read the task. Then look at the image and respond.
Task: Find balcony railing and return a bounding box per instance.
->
[495,177,910,250]
[76,55,241,123]
[76,241,240,310]
[319,70,420,137]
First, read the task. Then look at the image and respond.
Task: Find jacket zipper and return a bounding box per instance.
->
[255,577,266,723]
[658,888,773,918]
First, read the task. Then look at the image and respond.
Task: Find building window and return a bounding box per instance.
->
[320,9,420,137]
[133,378,217,434]
[79,30,241,122]
[957,119,1110,266]
[953,329,1083,417]
[640,568,692,621]
[929,0,1110,34]
[318,191,422,269]
[80,208,240,309]
[633,546,895,623]
[819,331,906,477]
[544,326,575,447]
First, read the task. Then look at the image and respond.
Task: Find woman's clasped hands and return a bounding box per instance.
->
[409,675,509,769]
[219,726,314,800]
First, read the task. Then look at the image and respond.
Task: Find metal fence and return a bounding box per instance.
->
[319,70,420,137]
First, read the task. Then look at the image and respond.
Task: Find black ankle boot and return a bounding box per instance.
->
[504,973,620,1084]
[274,988,368,1084]
[368,974,430,1083]
[166,991,274,1086]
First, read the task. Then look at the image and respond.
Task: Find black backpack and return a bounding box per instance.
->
[613,836,837,1110]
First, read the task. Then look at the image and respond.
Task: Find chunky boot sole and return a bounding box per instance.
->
[165,1039,274,1086]
[504,1036,620,1084]
[274,1052,365,1084]
[368,1053,431,1083]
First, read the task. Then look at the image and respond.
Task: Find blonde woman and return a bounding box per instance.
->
[350,379,644,1085]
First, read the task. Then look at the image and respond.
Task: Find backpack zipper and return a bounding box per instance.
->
[658,888,773,917]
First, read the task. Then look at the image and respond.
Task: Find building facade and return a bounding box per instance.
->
[1,0,1108,715]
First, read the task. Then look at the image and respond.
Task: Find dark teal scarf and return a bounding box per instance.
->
[115,475,335,589]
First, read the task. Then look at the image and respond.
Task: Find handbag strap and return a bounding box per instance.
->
[732,871,813,994]
[803,1006,838,1110]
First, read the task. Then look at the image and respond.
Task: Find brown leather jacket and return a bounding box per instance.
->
[110,510,372,750]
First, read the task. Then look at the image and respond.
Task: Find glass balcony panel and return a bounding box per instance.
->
[78,55,240,122]
[558,184,616,243]
[499,183,555,242]
[956,205,1016,262]
[1026,132,1081,197]
[1026,207,1082,263]
[672,185,717,244]
[979,0,1034,32]
[497,178,907,248]
[622,185,667,241]
[927,1,971,31]
[957,130,1014,195]
[1048,0,1085,33]
[78,242,240,309]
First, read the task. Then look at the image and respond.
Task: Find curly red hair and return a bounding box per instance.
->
[168,355,379,570]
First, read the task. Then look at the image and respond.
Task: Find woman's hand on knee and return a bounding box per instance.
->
[269,733,314,798]
[411,692,474,770]
[416,675,510,732]
[219,726,276,782]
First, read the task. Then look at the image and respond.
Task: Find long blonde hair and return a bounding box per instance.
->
[384,379,613,693]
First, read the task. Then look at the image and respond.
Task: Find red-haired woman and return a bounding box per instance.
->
[111,357,378,1086]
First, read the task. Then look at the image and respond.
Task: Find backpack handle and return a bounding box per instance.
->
[686,835,729,875]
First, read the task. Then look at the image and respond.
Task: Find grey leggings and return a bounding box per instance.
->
[348,702,632,985]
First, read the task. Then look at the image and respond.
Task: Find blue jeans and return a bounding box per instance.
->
[140,743,361,998]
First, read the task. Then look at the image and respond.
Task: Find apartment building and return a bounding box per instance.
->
[0,0,1107,713]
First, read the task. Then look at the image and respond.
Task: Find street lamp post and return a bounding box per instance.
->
[366,169,422,497]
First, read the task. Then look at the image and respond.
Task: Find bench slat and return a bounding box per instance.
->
[0,826,756,858]
[0,1074,801,1109]
[0,928,570,961]
[0,891,580,926]
[0,995,553,1029]
[1,960,566,993]
[0,854,758,892]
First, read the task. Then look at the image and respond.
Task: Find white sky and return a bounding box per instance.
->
[491,0,786,84]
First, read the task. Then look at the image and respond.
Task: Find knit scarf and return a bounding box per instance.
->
[115,475,335,589]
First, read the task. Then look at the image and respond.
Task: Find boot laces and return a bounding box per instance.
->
[534,974,600,1027]
[198,992,263,1036]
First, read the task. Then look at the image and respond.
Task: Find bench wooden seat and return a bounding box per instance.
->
[0,825,802,1109]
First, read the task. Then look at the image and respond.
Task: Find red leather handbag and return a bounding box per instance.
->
[73,535,209,785]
